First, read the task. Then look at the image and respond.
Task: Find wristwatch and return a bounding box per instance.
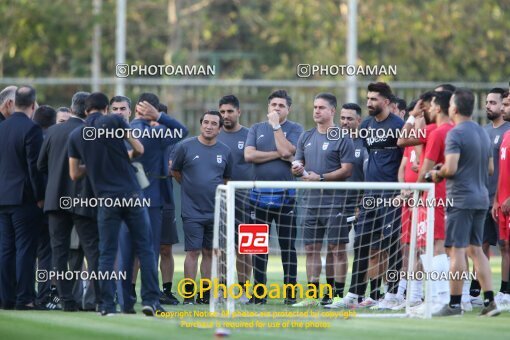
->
[319,174,325,181]
[272,124,281,131]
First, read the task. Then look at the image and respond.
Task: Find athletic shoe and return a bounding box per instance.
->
[479,301,500,317]
[432,305,463,317]
[196,296,210,305]
[370,295,403,311]
[497,294,510,311]
[183,298,195,305]
[122,308,136,314]
[494,292,505,305]
[99,309,117,316]
[320,296,333,306]
[324,295,358,309]
[62,301,78,312]
[292,298,320,308]
[237,292,250,305]
[248,296,267,305]
[142,304,166,317]
[159,290,180,305]
[461,300,473,312]
[358,297,377,308]
[470,295,483,307]
[390,299,422,311]
[284,297,297,305]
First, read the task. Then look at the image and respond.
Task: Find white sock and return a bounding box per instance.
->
[410,280,423,302]
[383,283,389,294]
[462,279,471,302]
[431,254,450,300]
[397,278,407,298]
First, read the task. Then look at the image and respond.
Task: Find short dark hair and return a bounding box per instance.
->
[314,93,337,109]
[367,82,392,100]
[137,92,159,108]
[503,91,509,99]
[432,91,453,114]
[158,103,167,113]
[71,91,90,118]
[14,85,36,109]
[200,110,223,127]
[419,91,436,103]
[268,89,292,107]
[453,88,475,117]
[56,106,70,113]
[85,92,109,113]
[110,95,132,108]
[488,87,506,100]
[342,103,362,116]
[389,95,398,103]
[407,99,418,113]
[219,95,240,109]
[436,84,456,92]
[396,98,407,111]
[33,105,56,128]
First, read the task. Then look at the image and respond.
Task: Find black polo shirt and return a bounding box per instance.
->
[68,112,140,197]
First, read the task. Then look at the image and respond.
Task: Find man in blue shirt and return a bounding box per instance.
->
[172,111,233,304]
[245,90,304,304]
[68,92,163,316]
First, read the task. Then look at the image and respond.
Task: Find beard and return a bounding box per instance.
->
[424,111,433,125]
[368,106,382,116]
[486,111,500,121]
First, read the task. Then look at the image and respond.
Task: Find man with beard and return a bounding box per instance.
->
[327,82,404,310]
[217,95,253,304]
[478,88,510,308]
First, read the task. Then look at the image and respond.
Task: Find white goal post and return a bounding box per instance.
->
[211,181,435,319]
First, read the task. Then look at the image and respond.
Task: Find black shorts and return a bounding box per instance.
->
[355,203,401,250]
[183,218,214,251]
[161,207,179,245]
[446,207,486,248]
[303,206,351,245]
[482,208,499,246]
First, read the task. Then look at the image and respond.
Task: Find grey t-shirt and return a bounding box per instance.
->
[172,137,233,220]
[295,127,355,206]
[484,121,510,203]
[445,121,491,209]
[246,120,304,181]
[217,127,254,181]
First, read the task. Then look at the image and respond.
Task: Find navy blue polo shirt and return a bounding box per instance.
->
[68,112,140,197]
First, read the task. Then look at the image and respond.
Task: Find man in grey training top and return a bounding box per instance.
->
[172,111,233,305]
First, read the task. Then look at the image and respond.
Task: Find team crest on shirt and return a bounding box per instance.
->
[355,149,361,158]
[322,142,329,150]
[217,155,222,163]
[238,141,244,149]
[495,135,500,144]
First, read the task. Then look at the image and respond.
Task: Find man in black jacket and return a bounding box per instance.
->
[37,91,100,312]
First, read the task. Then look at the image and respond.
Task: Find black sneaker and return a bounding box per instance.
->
[142,304,166,317]
[320,296,333,306]
[479,301,500,317]
[183,298,195,305]
[160,290,180,305]
[284,297,297,305]
[196,296,210,305]
[248,296,267,305]
[99,309,117,316]
[432,304,463,317]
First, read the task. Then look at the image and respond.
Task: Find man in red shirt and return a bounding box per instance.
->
[492,91,510,311]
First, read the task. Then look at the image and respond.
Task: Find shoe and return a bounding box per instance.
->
[470,295,483,307]
[461,300,473,312]
[248,296,266,305]
[359,297,378,308]
[99,309,117,316]
[284,297,297,305]
[122,307,136,314]
[45,289,62,310]
[320,296,333,306]
[237,292,250,304]
[432,304,463,317]
[183,298,195,305]
[494,292,505,305]
[142,304,166,317]
[62,301,78,312]
[159,290,180,305]
[498,293,510,311]
[370,295,404,310]
[196,296,210,305]
[324,295,358,309]
[479,301,500,317]
[284,286,296,305]
[390,299,422,311]
[292,298,320,307]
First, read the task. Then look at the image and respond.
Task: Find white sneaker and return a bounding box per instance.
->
[496,293,510,311]
[494,292,505,305]
[409,301,444,316]
[292,298,320,308]
[370,294,403,310]
[358,297,377,308]
[461,300,473,312]
[391,299,422,311]
[238,292,250,304]
[324,295,359,309]
[470,295,483,307]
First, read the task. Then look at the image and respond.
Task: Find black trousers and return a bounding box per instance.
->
[36,219,52,304]
[48,211,99,306]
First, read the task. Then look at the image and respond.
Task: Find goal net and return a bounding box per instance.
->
[211,181,438,319]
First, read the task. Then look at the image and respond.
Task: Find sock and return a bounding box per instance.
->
[432,254,450,302]
[163,281,172,294]
[410,280,423,302]
[470,279,481,296]
[334,282,345,298]
[449,295,461,309]
[461,279,470,302]
[383,283,389,294]
[326,278,335,297]
[484,291,494,306]
[500,281,508,294]
[309,282,320,299]
[370,278,381,300]
[184,281,194,298]
[397,278,407,298]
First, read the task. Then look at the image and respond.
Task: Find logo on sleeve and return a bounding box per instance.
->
[238,141,244,149]
[322,142,329,151]
[217,155,222,164]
